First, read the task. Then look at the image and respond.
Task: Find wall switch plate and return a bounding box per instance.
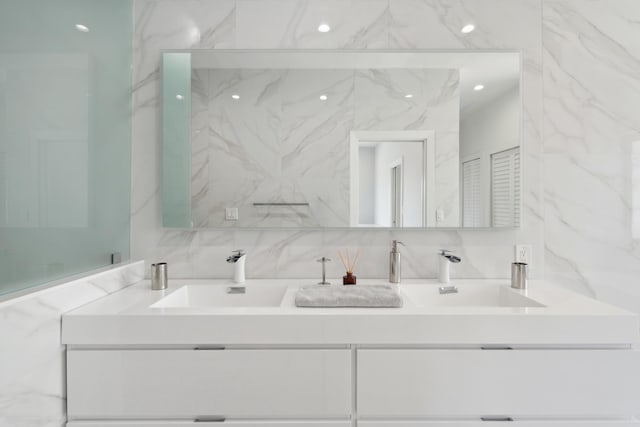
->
[225,208,239,221]
[515,244,532,265]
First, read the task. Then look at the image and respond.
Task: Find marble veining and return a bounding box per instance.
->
[543,0,640,313]
[132,0,544,283]
[0,262,144,427]
[192,66,460,228]
[235,0,390,49]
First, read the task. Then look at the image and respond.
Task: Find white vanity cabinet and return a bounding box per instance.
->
[63,280,640,426]
[357,349,640,421]
[67,346,640,426]
[67,348,352,422]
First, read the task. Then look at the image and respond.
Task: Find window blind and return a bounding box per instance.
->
[491,146,520,227]
[462,157,481,227]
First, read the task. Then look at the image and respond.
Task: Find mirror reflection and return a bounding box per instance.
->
[162,51,521,229]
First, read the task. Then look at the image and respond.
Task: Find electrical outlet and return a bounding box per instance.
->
[515,244,532,265]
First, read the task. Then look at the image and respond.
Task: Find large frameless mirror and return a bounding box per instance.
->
[162,50,521,229]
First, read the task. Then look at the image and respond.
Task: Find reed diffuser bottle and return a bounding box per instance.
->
[338,248,360,285]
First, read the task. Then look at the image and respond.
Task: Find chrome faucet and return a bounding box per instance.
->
[316,257,331,285]
[438,250,461,284]
[226,250,246,283]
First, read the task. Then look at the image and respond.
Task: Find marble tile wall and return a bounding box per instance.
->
[542,0,640,313]
[5,5,638,427]
[192,67,460,228]
[0,261,144,427]
[132,0,545,282]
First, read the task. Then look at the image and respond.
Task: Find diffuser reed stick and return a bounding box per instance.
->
[338,250,349,272]
[338,248,361,274]
[351,249,361,273]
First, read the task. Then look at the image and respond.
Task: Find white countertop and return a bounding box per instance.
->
[62,278,640,347]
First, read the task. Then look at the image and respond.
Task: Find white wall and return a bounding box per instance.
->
[373,141,424,227]
[132,0,640,315]
[460,86,520,226]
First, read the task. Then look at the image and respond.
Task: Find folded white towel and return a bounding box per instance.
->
[295,284,403,308]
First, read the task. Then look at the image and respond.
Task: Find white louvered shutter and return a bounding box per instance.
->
[462,158,481,227]
[491,147,520,227]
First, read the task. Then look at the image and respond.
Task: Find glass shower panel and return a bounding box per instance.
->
[0,0,132,297]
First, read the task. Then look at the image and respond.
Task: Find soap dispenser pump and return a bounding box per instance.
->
[389,240,404,283]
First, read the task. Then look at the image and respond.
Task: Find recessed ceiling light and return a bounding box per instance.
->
[461,24,475,34]
[404,94,414,99]
[231,94,240,100]
[176,94,184,100]
[75,24,90,33]
[319,94,328,101]
[188,26,201,44]
[474,84,485,91]
[318,23,331,33]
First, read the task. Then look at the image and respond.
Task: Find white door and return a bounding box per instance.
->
[390,162,402,227]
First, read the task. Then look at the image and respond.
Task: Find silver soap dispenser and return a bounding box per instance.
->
[389,240,404,283]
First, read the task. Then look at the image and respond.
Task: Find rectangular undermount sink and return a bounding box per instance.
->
[401,284,546,308]
[151,284,287,308]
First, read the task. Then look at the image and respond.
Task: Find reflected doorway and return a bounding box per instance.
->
[350,130,436,228]
[390,161,403,227]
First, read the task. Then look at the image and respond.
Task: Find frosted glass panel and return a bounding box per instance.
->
[0,0,132,297]
[162,53,192,227]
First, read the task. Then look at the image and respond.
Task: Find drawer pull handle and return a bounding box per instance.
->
[481,346,513,350]
[481,416,513,422]
[195,416,226,422]
[194,346,226,350]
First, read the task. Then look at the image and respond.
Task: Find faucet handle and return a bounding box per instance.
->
[391,240,405,251]
[316,257,332,263]
[440,249,461,263]
[227,250,246,264]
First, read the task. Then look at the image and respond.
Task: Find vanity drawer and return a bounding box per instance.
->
[357,349,640,418]
[67,349,352,419]
[359,422,640,426]
[68,422,352,427]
